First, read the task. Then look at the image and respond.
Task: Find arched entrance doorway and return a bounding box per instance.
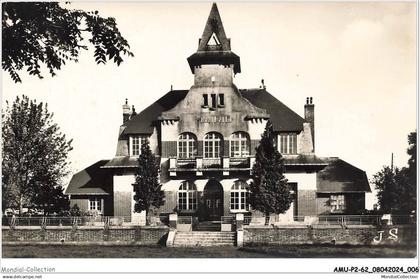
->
[202,179,224,221]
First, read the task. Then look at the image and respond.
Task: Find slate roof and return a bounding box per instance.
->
[123,90,188,135]
[102,156,139,168]
[102,156,162,169]
[316,159,371,193]
[65,160,112,195]
[123,88,305,135]
[283,155,335,165]
[240,89,305,132]
[187,51,241,74]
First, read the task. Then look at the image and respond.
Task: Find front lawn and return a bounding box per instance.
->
[2,244,416,258]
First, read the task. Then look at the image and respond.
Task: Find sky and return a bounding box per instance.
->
[2,2,416,209]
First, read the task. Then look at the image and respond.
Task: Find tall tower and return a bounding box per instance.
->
[187,3,241,87]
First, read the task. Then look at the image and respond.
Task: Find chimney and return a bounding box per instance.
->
[122,98,131,124]
[260,79,266,89]
[304,97,315,152]
[131,105,137,117]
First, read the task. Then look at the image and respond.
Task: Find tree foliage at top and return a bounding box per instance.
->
[249,121,292,222]
[2,2,134,83]
[133,140,164,216]
[372,131,416,214]
[2,95,73,215]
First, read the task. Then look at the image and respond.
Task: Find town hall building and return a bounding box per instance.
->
[66,3,371,224]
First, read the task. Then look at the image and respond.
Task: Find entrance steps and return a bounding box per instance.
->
[173,231,236,247]
[194,221,221,231]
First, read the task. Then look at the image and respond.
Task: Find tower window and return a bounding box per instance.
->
[211,94,217,108]
[218,94,225,107]
[207,33,221,46]
[202,94,209,107]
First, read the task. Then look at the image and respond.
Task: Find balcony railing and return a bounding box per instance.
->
[176,158,196,168]
[202,158,222,168]
[169,156,254,174]
[229,157,250,168]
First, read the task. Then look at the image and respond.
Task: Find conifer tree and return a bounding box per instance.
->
[249,121,292,225]
[133,140,164,222]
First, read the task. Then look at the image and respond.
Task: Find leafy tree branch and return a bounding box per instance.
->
[2,2,134,83]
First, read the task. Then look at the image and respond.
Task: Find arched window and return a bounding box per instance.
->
[204,132,222,158]
[178,181,197,211]
[178,133,197,159]
[230,132,250,158]
[230,181,250,211]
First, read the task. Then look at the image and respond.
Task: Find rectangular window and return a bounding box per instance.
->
[218,94,225,107]
[230,191,249,211]
[89,197,102,212]
[132,136,140,156]
[202,94,208,107]
[211,94,217,108]
[278,133,297,154]
[280,134,287,154]
[330,194,345,212]
[289,134,294,153]
[130,135,148,156]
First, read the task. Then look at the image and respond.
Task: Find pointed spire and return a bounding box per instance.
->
[198,3,230,51]
[187,3,241,74]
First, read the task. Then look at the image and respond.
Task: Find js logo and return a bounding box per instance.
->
[373,228,398,243]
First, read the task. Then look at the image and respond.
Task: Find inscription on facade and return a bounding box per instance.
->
[199,115,231,123]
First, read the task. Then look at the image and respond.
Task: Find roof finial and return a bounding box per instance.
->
[125,98,128,105]
[171,84,173,91]
[261,79,266,89]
